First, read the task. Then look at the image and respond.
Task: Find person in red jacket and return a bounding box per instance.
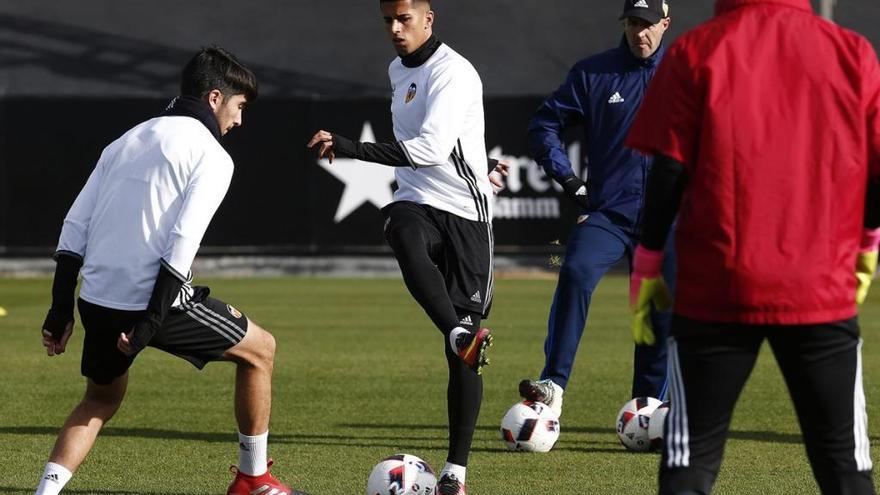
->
[625,0,880,494]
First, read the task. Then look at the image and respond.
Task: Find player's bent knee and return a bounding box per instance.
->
[560,258,602,285]
[83,375,127,411]
[226,320,276,368]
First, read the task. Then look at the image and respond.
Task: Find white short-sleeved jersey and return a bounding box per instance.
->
[56,116,233,310]
[390,43,493,223]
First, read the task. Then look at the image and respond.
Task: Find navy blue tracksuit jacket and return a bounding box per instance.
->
[526,37,672,398]
[528,37,666,235]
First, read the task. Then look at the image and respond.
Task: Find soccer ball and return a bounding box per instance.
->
[500,400,560,452]
[648,401,671,451]
[615,397,662,452]
[366,454,437,495]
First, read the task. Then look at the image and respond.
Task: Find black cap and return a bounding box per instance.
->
[619,0,668,24]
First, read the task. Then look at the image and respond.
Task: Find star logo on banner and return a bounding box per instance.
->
[317,122,397,223]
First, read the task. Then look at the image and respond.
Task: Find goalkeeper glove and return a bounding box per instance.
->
[630,245,672,345]
[558,175,590,210]
[856,228,880,304]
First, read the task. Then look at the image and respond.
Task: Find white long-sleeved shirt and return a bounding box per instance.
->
[390,43,493,223]
[56,116,232,310]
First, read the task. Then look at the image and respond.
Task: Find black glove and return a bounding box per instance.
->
[43,252,83,340]
[128,313,163,355]
[127,262,185,354]
[559,175,590,209]
[43,308,72,340]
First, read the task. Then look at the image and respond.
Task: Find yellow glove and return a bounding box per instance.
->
[631,277,672,345]
[856,250,878,304]
[856,228,880,305]
[630,246,673,346]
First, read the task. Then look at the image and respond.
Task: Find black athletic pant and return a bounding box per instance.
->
[383,202,491,466]
[661,316,874,495]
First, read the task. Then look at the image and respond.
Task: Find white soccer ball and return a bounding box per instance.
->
[648,401,670,451]
[615,397,662,452]
[500,400,560,452]
[366,454,437,495]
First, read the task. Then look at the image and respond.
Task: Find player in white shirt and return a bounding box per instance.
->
[36,47,306,495]
[308,1,497,493]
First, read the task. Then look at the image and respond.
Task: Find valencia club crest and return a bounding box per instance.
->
[226,304,243,319]
[405,82,417,103]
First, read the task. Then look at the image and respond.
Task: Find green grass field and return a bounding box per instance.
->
[1,275,879,494]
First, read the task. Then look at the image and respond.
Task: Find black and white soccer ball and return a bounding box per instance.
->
[500,400,560,452]
[615,397,662,452]
[648,401,671,451]
[366,454,437,495]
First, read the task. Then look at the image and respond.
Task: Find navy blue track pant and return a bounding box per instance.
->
[540,213,675,399]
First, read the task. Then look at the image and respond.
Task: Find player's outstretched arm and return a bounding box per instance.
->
[307,129,414,168]
[308,129,505,175]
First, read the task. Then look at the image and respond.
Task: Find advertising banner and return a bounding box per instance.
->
[0,97,585,255]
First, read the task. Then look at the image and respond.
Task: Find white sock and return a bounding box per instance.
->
[238,431,268,476]
[441,462,466,484]
[448,327,468,350]
[35,462,72,495]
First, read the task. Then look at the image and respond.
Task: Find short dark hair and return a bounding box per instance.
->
[180,45,258,102]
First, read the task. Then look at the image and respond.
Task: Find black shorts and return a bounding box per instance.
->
[78,288,249,385]
[383,201,494,317]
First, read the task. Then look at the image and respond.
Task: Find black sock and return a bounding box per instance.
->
[446,310,483,466]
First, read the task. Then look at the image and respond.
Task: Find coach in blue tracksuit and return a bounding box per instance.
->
[518,0,675,417]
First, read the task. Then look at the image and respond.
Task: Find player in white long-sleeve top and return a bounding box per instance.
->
[36,47,306,495]
[308,2,497,493]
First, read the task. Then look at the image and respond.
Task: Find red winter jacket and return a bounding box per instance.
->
[627,0,880,324]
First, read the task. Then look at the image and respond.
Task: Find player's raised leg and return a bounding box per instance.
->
[384,202,492,373]
[385,202,460,333]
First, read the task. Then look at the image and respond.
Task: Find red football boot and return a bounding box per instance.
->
[227,459,308,495]
[455,327,493,374]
